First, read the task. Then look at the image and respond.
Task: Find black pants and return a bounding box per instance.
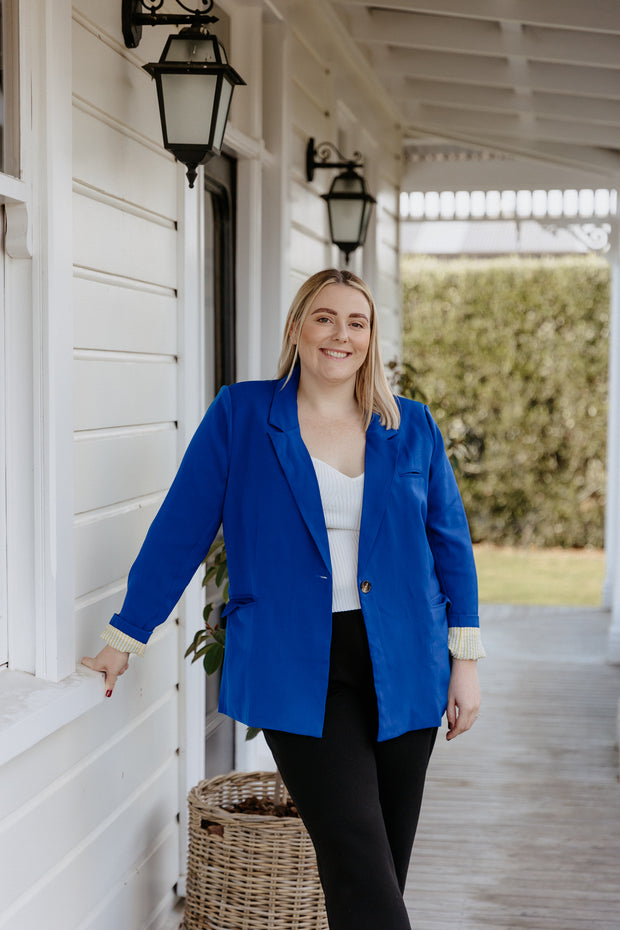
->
[264,610,437,930]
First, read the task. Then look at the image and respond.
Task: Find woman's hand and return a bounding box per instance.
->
[446,659,480,740]
[82,645,130,697]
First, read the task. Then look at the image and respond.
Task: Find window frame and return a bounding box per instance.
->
[1,0,75,683]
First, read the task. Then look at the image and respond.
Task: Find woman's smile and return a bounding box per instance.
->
[321,348,352,359]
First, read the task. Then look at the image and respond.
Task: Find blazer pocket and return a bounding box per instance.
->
[398,467,424,477]
[221,594,256,618]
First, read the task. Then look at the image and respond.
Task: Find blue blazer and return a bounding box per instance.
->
[110,370,479,740]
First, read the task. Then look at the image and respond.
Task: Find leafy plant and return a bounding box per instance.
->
[184,537,261,741]
[185,537,228,674]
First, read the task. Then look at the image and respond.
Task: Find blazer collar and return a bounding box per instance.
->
[267,369,332,571]
[358,413,399,577]
[268,367,301,433]
[267,368,401,579]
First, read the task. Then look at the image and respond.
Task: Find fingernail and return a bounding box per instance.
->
[105,690,113,698]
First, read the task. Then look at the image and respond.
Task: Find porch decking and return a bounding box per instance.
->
[405,604,620,930]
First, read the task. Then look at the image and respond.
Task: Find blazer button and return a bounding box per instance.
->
[360,580,372,594]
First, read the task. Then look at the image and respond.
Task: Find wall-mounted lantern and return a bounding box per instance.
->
[306,138,376,263]
[122,0,245,188]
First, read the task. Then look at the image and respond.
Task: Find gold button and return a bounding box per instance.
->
[360,580,372,594]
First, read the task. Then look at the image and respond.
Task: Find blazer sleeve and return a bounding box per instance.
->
[423,405,479,628]
[108,385,232,645]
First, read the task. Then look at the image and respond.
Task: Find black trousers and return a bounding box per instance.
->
[264,610,437,930]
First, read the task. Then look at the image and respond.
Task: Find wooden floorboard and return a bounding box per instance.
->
[404,605,620,930]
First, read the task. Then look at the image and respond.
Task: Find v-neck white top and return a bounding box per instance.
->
[311,456,365,612]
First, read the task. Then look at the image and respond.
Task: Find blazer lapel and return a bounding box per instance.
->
[358,414,400,578]
[267,371,332,573]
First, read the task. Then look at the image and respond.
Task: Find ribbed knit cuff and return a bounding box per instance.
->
[101,624,146,656]
[448,626,486,660]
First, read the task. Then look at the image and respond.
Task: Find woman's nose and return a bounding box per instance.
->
[333,320,348,340]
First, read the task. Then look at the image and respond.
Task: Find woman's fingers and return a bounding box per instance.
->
[81,645,130,697]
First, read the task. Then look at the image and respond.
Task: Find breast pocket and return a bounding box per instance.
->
[398,459,425,477]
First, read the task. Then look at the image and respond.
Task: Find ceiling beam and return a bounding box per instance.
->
[372,49,620,101]
[404,104,620,149]
[389,79,620,127]
[402,114,620,179]
[400,152,610,194]
[349,9,620,69]
[335,0,620,35]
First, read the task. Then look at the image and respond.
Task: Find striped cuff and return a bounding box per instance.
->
[448,626,487,660]
[101,624,146,656]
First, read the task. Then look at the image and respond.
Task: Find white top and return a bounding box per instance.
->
[311,457,364,612]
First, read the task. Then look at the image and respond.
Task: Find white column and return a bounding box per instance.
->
[606,221,620,663]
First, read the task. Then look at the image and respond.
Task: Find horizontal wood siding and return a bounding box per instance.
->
[71,7,182,926]
[0,629,179,929]
[0,6,183,928]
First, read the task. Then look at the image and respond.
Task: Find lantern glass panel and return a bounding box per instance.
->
[328,199,364,243]
[360,201,373,242]
[212,78,233,151]
[160,72,218,145]
[163,35,218,63]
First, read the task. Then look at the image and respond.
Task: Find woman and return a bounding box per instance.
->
[83,268,484,930]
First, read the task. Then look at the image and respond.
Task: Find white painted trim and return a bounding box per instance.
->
[260,17,292,378]
[29,0,75,681]
[3,0,75,681]
[175,165,208,887]
[236,157,264,382]
[605,226,620,660]
[0,667,104,766]
[0,217,7,667]
[0,174,28,203]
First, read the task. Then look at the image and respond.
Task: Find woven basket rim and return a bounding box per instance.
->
[188,770,304,829]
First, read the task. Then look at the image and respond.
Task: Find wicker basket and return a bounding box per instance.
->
[182,770,328,930]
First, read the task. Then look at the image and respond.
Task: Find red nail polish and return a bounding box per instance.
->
[105,690,113,698]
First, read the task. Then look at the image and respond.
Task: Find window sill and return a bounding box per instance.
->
[0,666,104,766]
[0,173,27,204]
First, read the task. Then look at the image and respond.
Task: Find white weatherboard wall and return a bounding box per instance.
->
[0,3,185,928]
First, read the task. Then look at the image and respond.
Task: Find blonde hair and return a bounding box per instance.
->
[276,269,401,430]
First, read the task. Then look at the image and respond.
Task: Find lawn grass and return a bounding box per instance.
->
[473,544,606,607]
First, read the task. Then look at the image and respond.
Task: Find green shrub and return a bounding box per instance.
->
[401,255,609,548]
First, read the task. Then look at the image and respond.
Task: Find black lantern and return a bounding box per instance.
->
[122,0,245,188]
[322,169,376,263]
[306,138,376,263]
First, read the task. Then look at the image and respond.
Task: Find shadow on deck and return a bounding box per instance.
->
[406,604,620,930]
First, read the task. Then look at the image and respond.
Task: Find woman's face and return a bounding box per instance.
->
[293,284,372,391]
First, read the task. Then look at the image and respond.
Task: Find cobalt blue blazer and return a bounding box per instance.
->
[110,369,479,740]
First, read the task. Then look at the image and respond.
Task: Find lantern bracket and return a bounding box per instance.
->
[306,138,364,183]
[122,0,218,49]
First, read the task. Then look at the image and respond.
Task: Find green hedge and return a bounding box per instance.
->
[400,255,609,548]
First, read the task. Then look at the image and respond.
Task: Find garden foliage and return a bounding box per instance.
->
[400,255,609,548]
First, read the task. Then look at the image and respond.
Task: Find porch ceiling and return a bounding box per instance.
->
[331,0,620,191]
